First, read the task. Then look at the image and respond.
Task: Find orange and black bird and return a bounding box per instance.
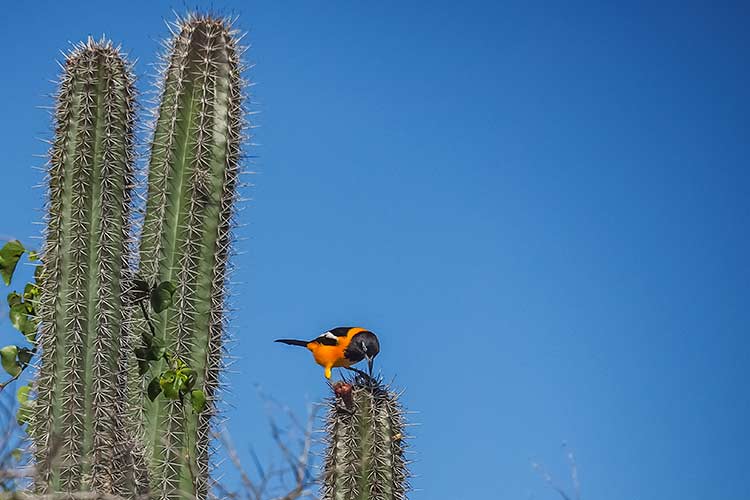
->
[275,327,380,379]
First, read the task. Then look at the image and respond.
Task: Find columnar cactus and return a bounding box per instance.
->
[137,14,244,498]
[322,377,410,500]
[31,39,145,495]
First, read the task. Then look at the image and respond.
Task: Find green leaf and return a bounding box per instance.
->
[136,344,166,376]
[10,303,37,341]
[133,279,150,292]
[33,264,44,282]
[9,304,26,331]
[147,376,162,401]
[6,292,21,308]
[190,389,207,413]
[162,383,179,400]
[179,367,197,391]
[8,283,39,343]
[150,280,176,313]
[16,385,33,426]
[16,384,30,405]
[138,360,150,376]
[27,251,39,262]
[23,282,40,304]
[145,336,165,360]
[132,278,151,303]
[135,347,150,375]
[10,448,22,461]
[173,356,188,371]
[16,386,32,425]
[16,406,31,426]
[160,370,180,399]
[172,372,187,397]
[23,324,37,344]
[151,345,167,361]
[0,346,20,377]
[17,348,33,366]
[0,241,25,286]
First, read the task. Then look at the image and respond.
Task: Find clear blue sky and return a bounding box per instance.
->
[1,1,748,499]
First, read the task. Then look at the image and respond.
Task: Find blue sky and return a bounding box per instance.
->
[1,1,749,499]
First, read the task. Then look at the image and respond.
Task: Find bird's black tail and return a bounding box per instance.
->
[275,339,309,347]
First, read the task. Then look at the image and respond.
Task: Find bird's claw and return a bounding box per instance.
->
[344,366,375,383]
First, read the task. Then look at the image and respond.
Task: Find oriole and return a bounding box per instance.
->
[275,326,380,379]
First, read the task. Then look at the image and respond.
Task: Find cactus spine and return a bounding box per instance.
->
[32,39,144,495]
[137,14,244,498]
[323,378,410,500]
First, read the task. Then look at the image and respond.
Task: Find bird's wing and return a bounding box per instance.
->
[311,327,352,346]
[328,327,352,337]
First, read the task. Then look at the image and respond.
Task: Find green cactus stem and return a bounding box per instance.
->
[137,13,245,498]
[322,377,410,500]
[31,38,145,495]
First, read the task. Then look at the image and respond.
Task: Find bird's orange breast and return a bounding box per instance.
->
[306,341,351,368]
[306,327,366,369]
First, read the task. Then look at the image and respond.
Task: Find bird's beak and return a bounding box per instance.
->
[367,357,374,377]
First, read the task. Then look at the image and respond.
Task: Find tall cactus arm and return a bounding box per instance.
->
[138,14,245,499]
[32,38,142,495]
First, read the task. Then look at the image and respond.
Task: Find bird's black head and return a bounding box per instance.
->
[344,330,380,375]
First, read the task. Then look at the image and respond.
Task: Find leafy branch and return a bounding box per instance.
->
[131,279,206,413]
[0,241,40,427]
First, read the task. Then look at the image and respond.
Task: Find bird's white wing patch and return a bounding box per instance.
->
[322,331,338,341]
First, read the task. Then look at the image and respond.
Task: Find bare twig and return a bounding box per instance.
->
[0,375,22,395]
[531,442,582,500]
[0,393,28,492]
[0,388,321,498]
[0,353,35,394]
[214,395,320,500]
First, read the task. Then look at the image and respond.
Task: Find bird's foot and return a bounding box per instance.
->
[344,366,376,384]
